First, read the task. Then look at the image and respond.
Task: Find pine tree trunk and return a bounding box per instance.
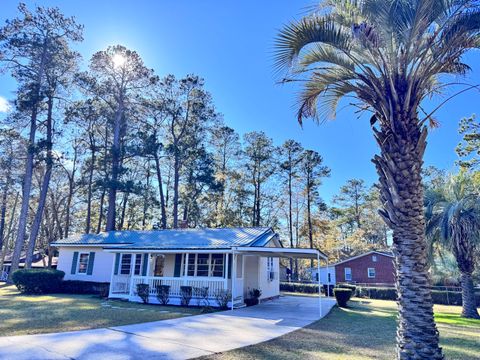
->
[85,143,95,234]
[0,174,10,252]
[460,272,480,319]
[154,153,167,229]
[8,105,38,282]
[373,116,443,360]
[172,156,180,229]
[96,188,106,234]
[25,95,54,267]
[118,192,128,230]
[106,104,123,231]
[8,40,48,283]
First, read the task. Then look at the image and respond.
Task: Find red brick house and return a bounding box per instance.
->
[334,251,395,285]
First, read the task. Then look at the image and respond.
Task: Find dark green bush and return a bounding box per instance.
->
[59,280,110,296]
[155,285,170,305]
[180,286,193,306]
[12,269,65,294]
[136,283,150,304]
[280,282,319,294]
[334,288,352,308]
[356,287,397,301]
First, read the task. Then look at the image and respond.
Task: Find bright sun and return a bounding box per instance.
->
[112,53,126,68]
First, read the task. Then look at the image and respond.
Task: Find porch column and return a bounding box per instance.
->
[184,253,189,285]
[317,253,322,317]
[231,251,236,310]
[223,252,229,290]
[108,252,118,297]
[129,253,136,297]
[145,253,151,277]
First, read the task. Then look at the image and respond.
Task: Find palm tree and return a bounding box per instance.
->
[275,1,480,358]
[425,173,480,319]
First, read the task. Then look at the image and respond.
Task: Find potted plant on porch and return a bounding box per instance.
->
[244,288,262,307]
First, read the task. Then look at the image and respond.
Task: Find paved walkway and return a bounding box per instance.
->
[0,295,336,360]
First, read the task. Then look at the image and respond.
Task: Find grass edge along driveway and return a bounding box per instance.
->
[199,297,480,360]
[0,284,202,336]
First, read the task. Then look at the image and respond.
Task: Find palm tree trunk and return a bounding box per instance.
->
[373,119,442,360]
[460,272,480,319]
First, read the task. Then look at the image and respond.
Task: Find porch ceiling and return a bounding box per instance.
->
[232,247,328,260]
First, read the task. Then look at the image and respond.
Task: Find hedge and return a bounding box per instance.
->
[281,282,480,306]
[356,286,480,306]
[12,269,65,294]
[280,282,319,294]
[59,280,110,297]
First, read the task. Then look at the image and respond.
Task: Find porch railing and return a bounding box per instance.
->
[130,276,226,298]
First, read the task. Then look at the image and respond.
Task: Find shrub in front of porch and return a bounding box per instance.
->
[136,283,150,304]
[12,269,65,294]
[155,285,170,305]
[215,289,231,310]
[180,286,193,306]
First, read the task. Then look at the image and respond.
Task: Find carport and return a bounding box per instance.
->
[231,246,330,316]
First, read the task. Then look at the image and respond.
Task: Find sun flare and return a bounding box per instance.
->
[112,53,126,68]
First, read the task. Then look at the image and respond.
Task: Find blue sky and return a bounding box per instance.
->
[1,1,479,202]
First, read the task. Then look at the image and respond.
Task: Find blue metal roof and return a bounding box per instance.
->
[51,227,279,250]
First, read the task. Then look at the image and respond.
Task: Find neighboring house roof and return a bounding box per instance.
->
[2,251,45,264]
[315,250,394,269]
[51,227,280,250]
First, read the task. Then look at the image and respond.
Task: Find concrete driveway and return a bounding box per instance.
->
[0,295,336,360]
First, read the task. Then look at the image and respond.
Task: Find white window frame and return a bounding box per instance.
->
[210,254,224,277]
[344,267,352,281]
[134,254,143,276]
[183,254,225,277]
[77,252,90,275]
[119,253,132,275]
[368,267,376,278]
[372,255,378,262]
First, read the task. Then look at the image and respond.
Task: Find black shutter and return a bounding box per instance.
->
[142,253,148,276]
[71,252,79,274]
[227,254,232,279]
[173,254,182,277]
[86,252,95,275]
[114,253,120,275]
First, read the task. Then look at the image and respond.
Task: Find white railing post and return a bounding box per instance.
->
[224,252,229,290]
[184,253,189,285]
[231,250,236,310]
[108,252,117,298]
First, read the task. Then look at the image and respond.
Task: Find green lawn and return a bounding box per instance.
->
[0,284,202,336]
[201,297,480,360]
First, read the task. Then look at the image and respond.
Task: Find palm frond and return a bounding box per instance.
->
[274,15,353,75]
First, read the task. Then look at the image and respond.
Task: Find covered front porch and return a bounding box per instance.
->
[108,249,238,306]
[107,246,329,311]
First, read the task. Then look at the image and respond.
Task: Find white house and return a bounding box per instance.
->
[53,227,327,307]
